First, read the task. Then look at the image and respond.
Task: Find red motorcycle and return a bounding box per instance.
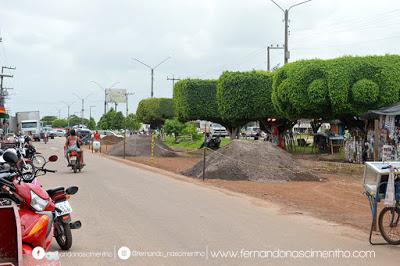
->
[67,150,83,173]
[0,151,81,255]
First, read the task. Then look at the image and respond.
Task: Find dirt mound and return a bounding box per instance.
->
[107,135,176,157]
[101,135,123,145]
[183,140,321,182]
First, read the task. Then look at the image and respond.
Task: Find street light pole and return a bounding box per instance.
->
[270,0,312,64]
[132,57,171,98]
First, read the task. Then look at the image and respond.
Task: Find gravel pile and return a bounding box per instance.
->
[183,140,321,182]
[107,135,176,157]
[101,135,123,145]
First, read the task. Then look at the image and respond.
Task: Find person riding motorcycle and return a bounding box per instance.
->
[65,129,85,166]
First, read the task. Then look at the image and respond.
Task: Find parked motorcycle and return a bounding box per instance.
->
[0,151,81,254]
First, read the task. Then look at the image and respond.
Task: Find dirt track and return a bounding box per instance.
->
[127,155,373,232]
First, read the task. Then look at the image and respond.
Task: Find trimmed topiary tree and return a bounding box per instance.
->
[136,98,174,129]
[173,79,221,123]
[217,70,275,138]
[272,55,400,125]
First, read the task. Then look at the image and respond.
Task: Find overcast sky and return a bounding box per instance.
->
[0,0,399,121]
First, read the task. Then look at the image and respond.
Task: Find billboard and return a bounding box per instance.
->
[106,89,127,104]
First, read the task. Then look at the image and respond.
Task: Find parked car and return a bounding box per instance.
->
[244,127,260,137]
[98,130,123,139]
[210,123,228,137]
[54,129,66,137]
[77,129,92,144]
[41,127,56,139]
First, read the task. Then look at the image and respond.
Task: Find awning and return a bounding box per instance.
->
[361,102,400,119]
[0,113,9,119]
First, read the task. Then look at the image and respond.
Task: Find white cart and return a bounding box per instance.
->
[363,161,400,245]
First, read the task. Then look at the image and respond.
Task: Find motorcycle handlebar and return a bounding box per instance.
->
[43,169,57,173]
[0,175,16,191]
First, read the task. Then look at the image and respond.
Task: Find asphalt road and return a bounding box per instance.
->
[36,138,400,266]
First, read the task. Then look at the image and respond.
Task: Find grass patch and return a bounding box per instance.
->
[164,135,231,150]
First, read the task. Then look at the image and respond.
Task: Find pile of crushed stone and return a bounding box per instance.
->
[107,135,176,157]
[101,135,123,145]
[183,140,321,182]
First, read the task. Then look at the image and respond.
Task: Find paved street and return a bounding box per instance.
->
[37,138,400,266]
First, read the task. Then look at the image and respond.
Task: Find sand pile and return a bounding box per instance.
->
[107,135,176,157]
[101,135,123,145]
[183,140,321,182]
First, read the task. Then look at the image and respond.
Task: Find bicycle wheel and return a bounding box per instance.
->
[378,206,400,245]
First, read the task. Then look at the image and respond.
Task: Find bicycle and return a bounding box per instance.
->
[377,165,400,245]
[365,162,400,245]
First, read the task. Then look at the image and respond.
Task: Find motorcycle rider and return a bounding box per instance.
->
[65,129,85,166]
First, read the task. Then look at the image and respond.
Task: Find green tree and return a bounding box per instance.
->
[182,122,201,140]
[41,116,57,126]
[173,79,221,123]
[68,115,89,127]
[88,117,96,130]
[136,98,174,129]
[163,118,184,142]
[272,55,400,124]
[97,109,125,130]
[217,70,276,138]
[52,119,68,128]
[124,113,141,131]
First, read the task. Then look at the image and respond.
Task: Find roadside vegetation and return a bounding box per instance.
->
[163,135,230,150]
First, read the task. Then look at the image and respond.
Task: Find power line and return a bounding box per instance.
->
[292,34,400,51]
[294,8,400,33]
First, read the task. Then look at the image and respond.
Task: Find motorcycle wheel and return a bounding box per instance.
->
[73,164,77,173]
[55,222,73,250]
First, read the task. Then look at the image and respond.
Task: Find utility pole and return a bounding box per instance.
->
[61,101,74,127]
[270,0,312,64]
[132,57,171,98]
[123,91,135,159]
[0,66,16,107]
[73,92,94,126]
[167,75,181,89]
[267,44,284,71]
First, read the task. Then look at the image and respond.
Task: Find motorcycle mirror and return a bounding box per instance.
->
[66,186,78,195]
[48,155,58,162]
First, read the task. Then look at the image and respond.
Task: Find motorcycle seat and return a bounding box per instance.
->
[46,186,65,196]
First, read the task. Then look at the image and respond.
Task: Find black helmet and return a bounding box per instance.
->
[24,135,32,143]
[3,150,18,164]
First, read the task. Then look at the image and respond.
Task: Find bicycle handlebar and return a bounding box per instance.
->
[381,165,400,170]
